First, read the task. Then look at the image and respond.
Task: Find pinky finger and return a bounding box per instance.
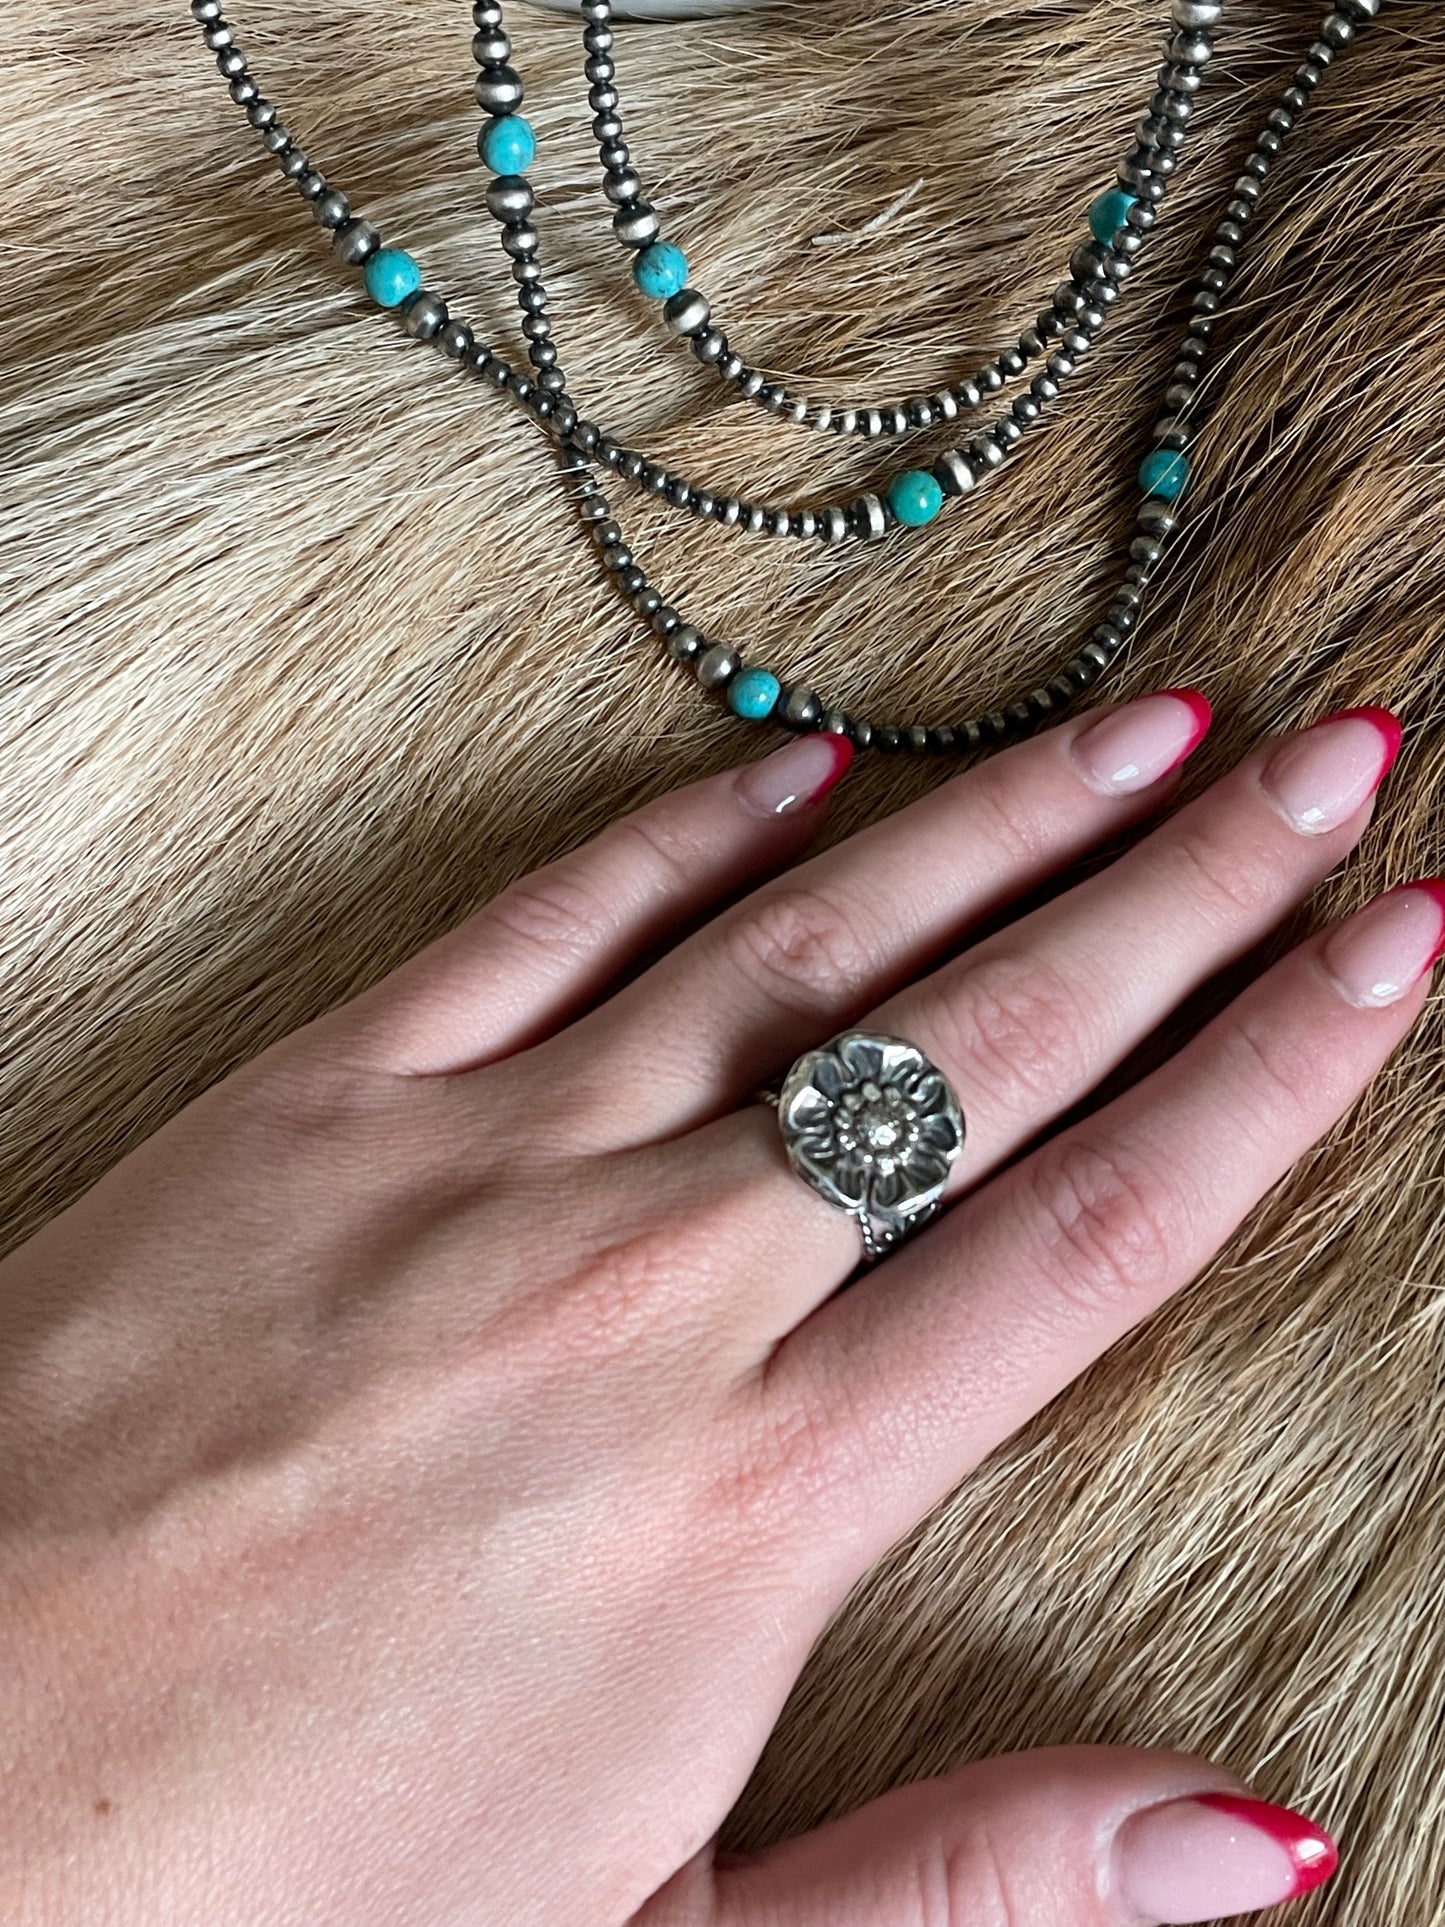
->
[308,732,854,1077]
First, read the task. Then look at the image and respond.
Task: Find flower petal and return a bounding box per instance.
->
[840,1035,885,1082]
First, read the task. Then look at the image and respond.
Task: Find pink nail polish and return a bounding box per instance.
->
[1259,704,1402,835]
[1116,1791,1338,1923]
[1071,687,1213,797]
[1194,1796,1339,1898]
[1320,879,1445,1008]
[734,732,854,817]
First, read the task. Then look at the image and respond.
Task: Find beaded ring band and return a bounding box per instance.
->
[188,0,1384,752]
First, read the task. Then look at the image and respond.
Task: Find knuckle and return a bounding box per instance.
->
[921,948,1093,1107]
[601,806,708,904]
[1026,1134,1177,1316]
[916,1825,1020,1927]
[1222,1013,1314,1143]
[1169,820,1279,925]
[485,859,615,969]
[720,883,871,1015]
[959,772,1053,874]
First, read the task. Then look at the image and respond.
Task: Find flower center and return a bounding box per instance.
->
[838,1083,919,1172]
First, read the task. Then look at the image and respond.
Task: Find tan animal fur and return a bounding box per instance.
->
[2,1,1442,1920]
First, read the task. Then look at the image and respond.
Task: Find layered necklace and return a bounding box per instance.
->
[188,0,1384,755]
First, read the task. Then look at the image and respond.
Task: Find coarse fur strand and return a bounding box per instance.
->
[2,0,1444,1920]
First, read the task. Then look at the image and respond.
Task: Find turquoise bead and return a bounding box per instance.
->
[886,468,944,528]
[364,248,422,309]
[1139,449,1190,500]
[1089,187,1137,244]
[727,667,782,721]
[633,241,689,300]
[481,115,536,175]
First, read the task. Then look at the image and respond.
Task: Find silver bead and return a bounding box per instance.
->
[603,169,643,206]
[1171,0,1222,22]
[933,449,975,495]
[667,624,704,662]
[191,0,223,17]
[696,643,740,689]
[663,288,710,336]
[203,20,233,47]
[472,29,510,63]
[692,328,727,364]
[313,190,350,230]
[852,493,888,541]
[333,218,379,264]
[486,174,534,223]
[612,203,659,247]
[440,321,475,360]
[475,66,524,114]
[818,507,848,543]
[782,687,822,729]
[402,292,449,340]
[297,169,328,200]
[1138,499,1178,537]
[500,223,539,259]
[279,149,309,179]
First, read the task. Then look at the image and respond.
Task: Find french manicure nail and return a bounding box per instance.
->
[1115,1792,1338,1923]
[734,731,854,817]
[1259,705,1402,835]
[1071,688,1213,797]
[1321,880,1445,1008]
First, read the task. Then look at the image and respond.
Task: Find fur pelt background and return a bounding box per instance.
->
[3,0,1443,1920]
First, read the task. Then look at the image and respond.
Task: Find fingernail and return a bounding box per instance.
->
[1320,879,1445,1008]
[734,732,854,817]
[1115,1792,1338,1923]
[1259,705,1402,835]
[1071,688,1214,797]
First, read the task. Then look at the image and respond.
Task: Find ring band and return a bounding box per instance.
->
[758,1029,966,1266]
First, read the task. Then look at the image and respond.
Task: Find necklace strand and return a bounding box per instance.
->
[188,0,1383,754]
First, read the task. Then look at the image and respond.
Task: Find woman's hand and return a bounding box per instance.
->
[1,690,1435,1927]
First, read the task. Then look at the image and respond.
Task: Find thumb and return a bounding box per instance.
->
[649,1747,1338,1927]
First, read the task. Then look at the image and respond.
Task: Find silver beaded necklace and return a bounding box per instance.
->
[188,0,1382,756]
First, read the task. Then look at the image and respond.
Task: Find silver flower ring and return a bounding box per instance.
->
[760,1030,966,1266]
